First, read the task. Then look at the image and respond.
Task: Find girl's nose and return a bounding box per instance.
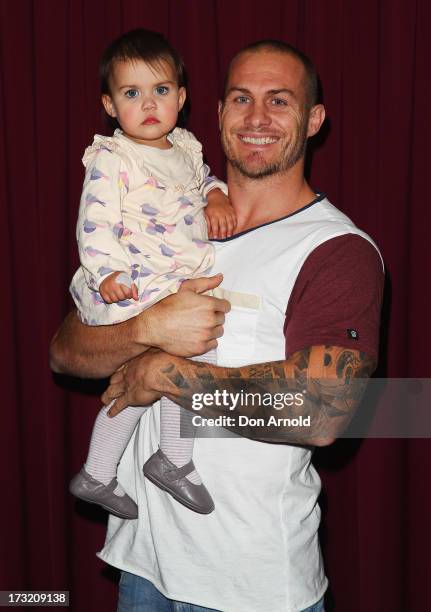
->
[142,95,157,110]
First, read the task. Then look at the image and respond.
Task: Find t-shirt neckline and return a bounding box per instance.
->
[211,192,326,243]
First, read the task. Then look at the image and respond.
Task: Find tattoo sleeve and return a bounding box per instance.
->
[157,346,376,446]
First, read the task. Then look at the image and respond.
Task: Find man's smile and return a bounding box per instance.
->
[238,134,279,145]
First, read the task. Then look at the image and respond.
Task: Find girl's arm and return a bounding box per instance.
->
[77,148,132,292]
[187,132,236,239]
[205,189,237,239]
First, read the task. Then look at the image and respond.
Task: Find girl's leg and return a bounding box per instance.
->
[159,349,217,485]
[85,403,148,488]
[143,350,216,514]
[70,404,149,518]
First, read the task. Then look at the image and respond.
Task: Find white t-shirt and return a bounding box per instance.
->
[98,195,380,611]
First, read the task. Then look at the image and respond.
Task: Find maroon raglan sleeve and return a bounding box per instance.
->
[284,234,384,362]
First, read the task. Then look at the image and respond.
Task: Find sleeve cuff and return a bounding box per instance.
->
[201,178,228,198]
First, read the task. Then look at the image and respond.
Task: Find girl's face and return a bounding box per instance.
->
[102,59,186,149]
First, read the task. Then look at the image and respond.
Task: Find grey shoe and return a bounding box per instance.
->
[143,448,215,514]
[69,468,138,519]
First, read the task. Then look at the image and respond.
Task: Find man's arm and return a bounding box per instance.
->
[102,344,375,446]
[49,274,230,378]
[49,310,148,378]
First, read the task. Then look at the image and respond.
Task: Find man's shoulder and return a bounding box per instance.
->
[306,233,384,273]
[294,195,383,268]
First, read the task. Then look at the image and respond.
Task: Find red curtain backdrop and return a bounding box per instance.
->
[1,1,430,610]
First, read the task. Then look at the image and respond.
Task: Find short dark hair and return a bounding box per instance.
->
[223,39,319,108]
[100,28,189,127]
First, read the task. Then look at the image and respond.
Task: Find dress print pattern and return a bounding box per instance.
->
[70,128,226,325]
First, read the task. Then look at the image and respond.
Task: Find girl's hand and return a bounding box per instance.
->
[99,271,139,303]
[205,189,237,239]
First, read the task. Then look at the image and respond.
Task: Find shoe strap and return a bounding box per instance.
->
[165,460,196,481]
[81,467,118,492]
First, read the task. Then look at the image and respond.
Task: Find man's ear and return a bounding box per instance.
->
[178,87,186,112]
[218,100,223,130]
[307,104,325,138]
[102,95,117,118]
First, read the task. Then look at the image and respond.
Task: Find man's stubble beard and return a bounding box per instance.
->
[221,114,309,180]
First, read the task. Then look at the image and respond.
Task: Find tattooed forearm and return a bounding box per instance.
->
[157,345,375,446]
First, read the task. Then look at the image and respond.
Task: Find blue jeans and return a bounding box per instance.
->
[117,571,325,612]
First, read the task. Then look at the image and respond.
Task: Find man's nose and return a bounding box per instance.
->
[244,101,271,128]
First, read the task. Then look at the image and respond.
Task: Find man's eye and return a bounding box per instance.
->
[155,86,169,95]
[271,98,288,106]
[235,96,249,104]
[125,89,139,98]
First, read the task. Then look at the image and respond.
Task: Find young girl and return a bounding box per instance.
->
[69,29,235,518]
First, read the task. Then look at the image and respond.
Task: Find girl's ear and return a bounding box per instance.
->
[102,95,117,118]
[178,87,186,112]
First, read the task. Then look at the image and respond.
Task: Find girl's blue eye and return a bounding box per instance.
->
[155,86,169,95]
[125,89,139,98]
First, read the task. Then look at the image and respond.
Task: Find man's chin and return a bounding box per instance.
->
[231,158,282,180]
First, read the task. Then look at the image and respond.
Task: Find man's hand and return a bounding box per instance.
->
[101,350,170,416]
[49,273,230,378]
[139,273,230,357]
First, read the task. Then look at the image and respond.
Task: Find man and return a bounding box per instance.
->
[51,40,383,612]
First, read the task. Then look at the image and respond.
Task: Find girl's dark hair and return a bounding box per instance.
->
[100,28,189,127]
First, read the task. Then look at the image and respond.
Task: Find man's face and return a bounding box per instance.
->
[219,50,316,179]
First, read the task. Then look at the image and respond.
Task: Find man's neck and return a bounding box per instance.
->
[227,161,317,233]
